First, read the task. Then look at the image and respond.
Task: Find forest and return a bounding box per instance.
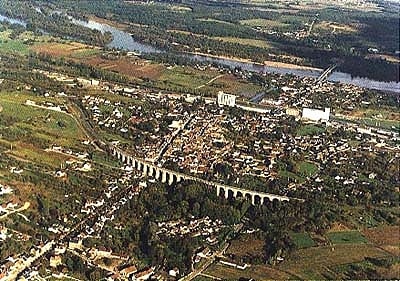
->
[37,0,400,81]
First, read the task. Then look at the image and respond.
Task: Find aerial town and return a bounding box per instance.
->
[0,0,399,280]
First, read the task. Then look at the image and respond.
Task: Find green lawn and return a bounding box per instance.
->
[157,66,214,90]
[296,124,326,136]
[290,232,316,248]
[296,161,318,177]
[327,231,368,244]
[278,169,305,183]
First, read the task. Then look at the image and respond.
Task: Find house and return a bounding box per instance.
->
[50,255,62,268]
[134,267,155,281]
[168,268,179,277]
[120,265,137,278]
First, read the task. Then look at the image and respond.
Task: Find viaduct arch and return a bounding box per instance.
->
[109,144,297,205]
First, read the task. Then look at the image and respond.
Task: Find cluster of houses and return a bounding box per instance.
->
[162,105,288,182]
[260,76,368,112]
[46,145,94,176]
[81,93,191,161]
[156,217,224,241]
[0,183,13,197]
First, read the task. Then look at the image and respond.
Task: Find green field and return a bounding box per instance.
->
[213,36,272,49]
[290,232,316,248]
[240,18,289,29]
[296,124,326,136]
[198,18,235,25]
[205,263,294,280]
[0,29,52,55]
[0,92,86,167]
[0,30,30,54]
[296,161,318,177]
[278,244,391,279]
[327,231,368,244]
[157,66,213,90]
[278,169,305,183]
[70,48,100,58]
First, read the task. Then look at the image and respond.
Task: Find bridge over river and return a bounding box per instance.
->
[109,144,302,204]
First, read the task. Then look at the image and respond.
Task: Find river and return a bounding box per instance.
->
[0,14,26,27]
[1,13,399,93]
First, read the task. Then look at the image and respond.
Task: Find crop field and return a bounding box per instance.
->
[240,18,290,29]
[315,21,357,34]
[213,36,272,49]
[278,244,392,279]
[363,226,400,255]
[83,56,163,80]
[0,30,29,54]
[198,18,234,25]
[157,66,213,90]
[226,233,265,258]
[31,41,98,57]
[205,263,294,280]
[333,257,400,279]
[290,232,316,248]
[0,92,86,167]
[327,231,368,244]
[204,74,262,97]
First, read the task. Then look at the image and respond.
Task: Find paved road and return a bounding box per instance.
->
[1,241,55,281]
[1,182,137,280]
[0,202,30,221]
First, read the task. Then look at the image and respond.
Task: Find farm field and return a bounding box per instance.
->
[205,263,294,280]
[225,233,265,260]
[290,232,316,249]
[278,244,392,279]
[31,41,99,57]
[0,92,86,167]
[327,231,368,244]
[213,36,272,49]
[155,66,262,97]
[240,18,290,29]
[28,36,264,97]
[363,226,400,255]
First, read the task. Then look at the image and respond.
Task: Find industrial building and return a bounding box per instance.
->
[302,107,330,122]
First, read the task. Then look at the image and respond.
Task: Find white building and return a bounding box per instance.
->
[217,91,236,107]
[302,107,330,122]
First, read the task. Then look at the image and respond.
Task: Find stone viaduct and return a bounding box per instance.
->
[109,144,295,205]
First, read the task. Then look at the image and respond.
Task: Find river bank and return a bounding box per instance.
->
[0,12,399,93]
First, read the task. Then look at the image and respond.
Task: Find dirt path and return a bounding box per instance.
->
[195,74,224,89]
[0,202,30,221]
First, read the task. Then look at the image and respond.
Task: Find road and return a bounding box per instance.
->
[1,241,55,281]
[67,99,104,151]
[180,224,240,281]
[195,75,224,89]
[0,181,138,280]
[316,64,337,83]
[0,202,30,221]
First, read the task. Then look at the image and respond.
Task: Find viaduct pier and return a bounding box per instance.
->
[108,144,301,205]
